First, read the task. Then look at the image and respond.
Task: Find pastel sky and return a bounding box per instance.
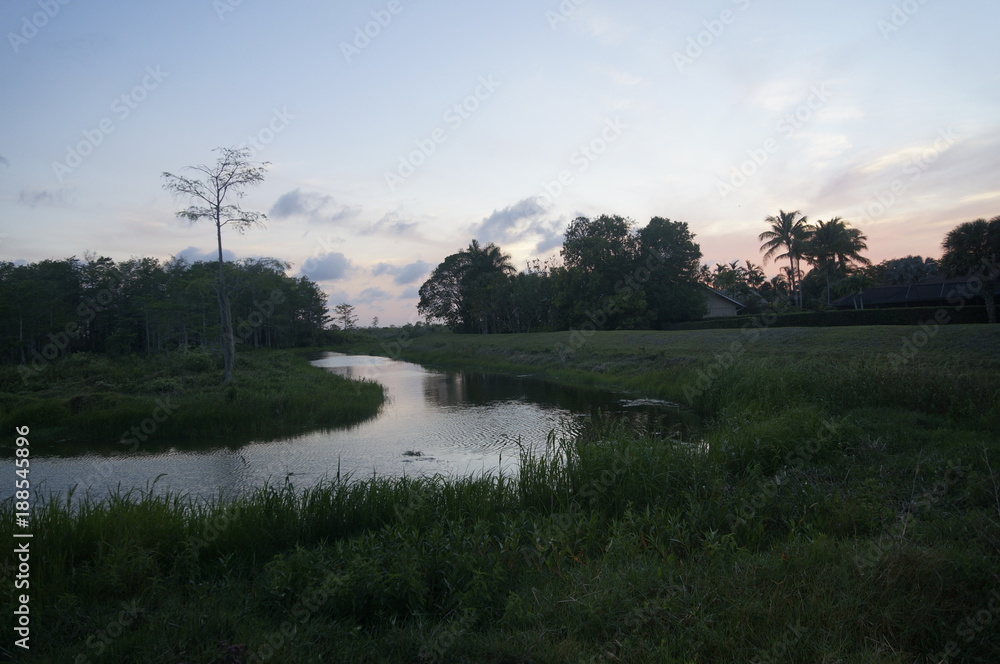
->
[2,0,998,325]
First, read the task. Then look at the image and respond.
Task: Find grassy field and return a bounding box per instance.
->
[2,326,999,662]
[0,349,386,451]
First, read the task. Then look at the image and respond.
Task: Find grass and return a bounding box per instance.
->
[2,326,1000,662]
[0,348,386,450]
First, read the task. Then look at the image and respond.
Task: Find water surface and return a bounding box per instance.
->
[10,353,686,502]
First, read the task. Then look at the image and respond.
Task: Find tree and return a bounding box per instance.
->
[868,256,939,285]
[371,316,379,329]
[162,147,269,384]
[555,215,644,328]
[418,240,516,333]
[419,252,469,330]
[759,210,811,308]
[940,216,1000,323]
[802,217,870,305]
[636,218,704,326]
[333,303,358,330]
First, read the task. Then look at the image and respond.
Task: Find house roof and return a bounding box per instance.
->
[704,286,746,308]
[832,276,1000,309]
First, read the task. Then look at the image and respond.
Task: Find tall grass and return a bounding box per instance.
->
[3,328,1000,662]
[0,349,385,449]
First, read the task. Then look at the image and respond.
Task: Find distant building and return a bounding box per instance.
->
[832,276,1000,309]
[704,287,745,318]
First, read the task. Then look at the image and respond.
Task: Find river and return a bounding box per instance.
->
[8,353,687,502]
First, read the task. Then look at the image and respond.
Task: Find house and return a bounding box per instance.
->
[831,276,1000,310]
[704,287,745,318]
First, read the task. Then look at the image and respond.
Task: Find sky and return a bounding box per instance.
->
[2,0,998,325]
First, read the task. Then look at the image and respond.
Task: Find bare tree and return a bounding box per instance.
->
[162,147,269,384]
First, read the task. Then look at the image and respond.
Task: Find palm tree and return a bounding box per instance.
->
[465,239,516,279]
[941,216,1000,323]
[803,217,871,305]
[758,210,811,307]
[463,240,516,334]
[742,260,766,289]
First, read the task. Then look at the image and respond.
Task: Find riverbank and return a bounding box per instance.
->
[350,325,1000,428]
[0,349,385,450]
[3,327,999,662]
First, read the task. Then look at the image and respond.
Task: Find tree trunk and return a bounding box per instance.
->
[216,219,235,384]
[787,255,798,308]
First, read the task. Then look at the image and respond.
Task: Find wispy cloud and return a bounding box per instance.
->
[360,211,420,237]
[174,246,238,263]
[473,196,565,254]
[372,260,431,285]
[357,287,393,304]
[398,286,420,300]
[18,187,73,207]
[0,155,9,168]
[269,189,361,224]
[300,252,353,281]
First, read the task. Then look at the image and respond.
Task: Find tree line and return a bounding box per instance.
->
[418,215,706,333]
[0,255,332,367]
[418,211,1000,332]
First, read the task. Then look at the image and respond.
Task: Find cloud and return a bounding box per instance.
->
[356,287,393,304]
[300,252,352,281]
[372,260,431,285]
[174,246,238,263]
[0,155,9,168]
[534,233,565,254]
[574,8,630,44]
[269,189,360,224]
[398,286,420,300]
[473,196,565,253]
[361,211,420,237]
[18,187,73,207]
